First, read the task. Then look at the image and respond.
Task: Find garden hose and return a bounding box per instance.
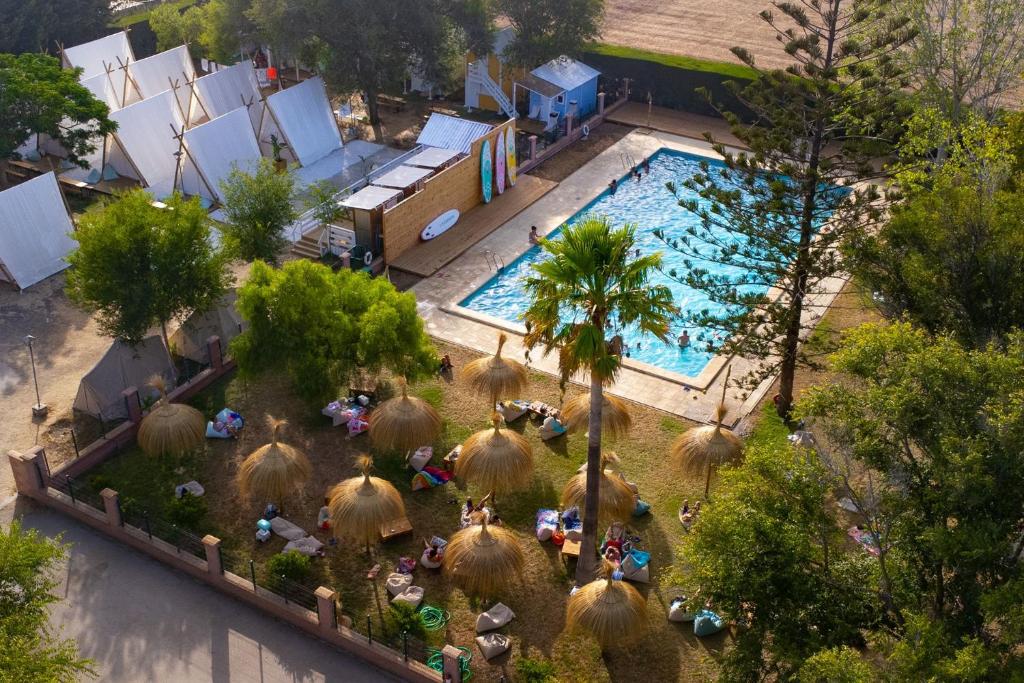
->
[426,646,473,680]
[420,605,450,631]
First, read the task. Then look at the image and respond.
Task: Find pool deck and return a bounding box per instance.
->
[411,128,847,428]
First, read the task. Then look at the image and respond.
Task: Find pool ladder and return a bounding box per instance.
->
[483,250,505,272]
[620,153,636,170]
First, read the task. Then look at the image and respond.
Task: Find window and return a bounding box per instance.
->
[556,94,565,104]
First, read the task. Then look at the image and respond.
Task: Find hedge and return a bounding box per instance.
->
[584,43,757,123]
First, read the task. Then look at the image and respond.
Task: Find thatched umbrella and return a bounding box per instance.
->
[561,454,635,522]
[455,414,533,502]
[237,418,312,505]
[671,403,743,499]
[137,375,205,456]
[328,456,406,550]
[561,393,632,438]
[444,516,524,596]
[460,332,528,405]
[566,562,646,648]
[369,378,442,452]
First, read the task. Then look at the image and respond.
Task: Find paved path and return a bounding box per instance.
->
[3,498,395,683]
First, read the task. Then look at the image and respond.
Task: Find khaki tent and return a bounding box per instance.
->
[169,294,245,364]
[73,336,175,421]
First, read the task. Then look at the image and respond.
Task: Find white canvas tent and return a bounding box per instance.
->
[62,31,134,80]
[125,45,197,116]
[191,62,263,131]
[264,77,342,166]
[169,294,245,364]
[73,336,176,421]
[181,108,263,201]
[108,90,187,199]
[0,173,77,289]
[57,73,123,183]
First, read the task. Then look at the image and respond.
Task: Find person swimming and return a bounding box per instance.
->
[608,178,618,195]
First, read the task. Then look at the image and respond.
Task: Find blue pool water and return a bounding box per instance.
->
[459,149,790,377]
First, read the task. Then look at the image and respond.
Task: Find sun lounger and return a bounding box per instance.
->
[476,603,515,632]
[270,517,308,541]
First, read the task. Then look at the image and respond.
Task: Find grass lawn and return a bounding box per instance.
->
[111,0,199,27]
[84,342,725,682]
[586,43,758,81]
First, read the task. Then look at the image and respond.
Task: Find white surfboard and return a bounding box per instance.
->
[421,209,460,241]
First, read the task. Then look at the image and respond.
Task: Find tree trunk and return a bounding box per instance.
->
[0,159,10,189]
[364,87,384,142]
[575,371,605,585]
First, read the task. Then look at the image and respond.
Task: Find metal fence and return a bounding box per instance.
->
[50,475,106,513]
[220,548,320,612]
[348,612,433,666]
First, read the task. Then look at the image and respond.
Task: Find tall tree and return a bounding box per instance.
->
[218,158,297,264]
[232,259,437,405]
[149,3,205,54]
[499,0,604,67]
[0,53,116,188]
[0,522,95,680]
[66,190,231,350]
[0,0,110,55]
[523,216,676,583]
[654,0,914,418]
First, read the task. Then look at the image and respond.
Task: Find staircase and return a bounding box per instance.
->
[290,229,324,260]
[468,60,516,119]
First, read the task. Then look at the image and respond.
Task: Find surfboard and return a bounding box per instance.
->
[495,130,507,195]
[506,129,517,187]
[421,209,460,241]
[481,138,493,203]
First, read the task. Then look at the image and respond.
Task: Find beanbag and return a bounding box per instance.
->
[386,572,413,596]
[693,609,726,637]
[476,603,515,633]
[283,536,323,556]
[391,586,424,609]
[475,633,510,660]
[270,517,307,542]
[536,509,559,541]
[408,446,433,471]
[668,597,695,623]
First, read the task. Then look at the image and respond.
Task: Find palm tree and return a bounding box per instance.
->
[523,215,676,584]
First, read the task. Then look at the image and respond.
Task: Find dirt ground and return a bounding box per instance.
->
[600,0,791,70]
[529,123,634,183]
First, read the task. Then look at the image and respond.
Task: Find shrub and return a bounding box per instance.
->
[516,656,558,683]
[266,550,312,589]
[166,493,207,531]
[384,601,427,640]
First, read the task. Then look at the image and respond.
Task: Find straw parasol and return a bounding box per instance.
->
[328,455,406,549]
[566,561,646,648]
[369,378,442,452]
[671,370,743,498]
[455,414,534,500]
[460,333,528,404]
[137,375,205,456]
[561,393,633,438]
[444,516,524,596]
[561,454,635,522]
[237,418,312,504]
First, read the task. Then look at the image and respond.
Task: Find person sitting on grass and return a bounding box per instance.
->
[421,538,444,569]
[317,497,331,531]
[439,354,453,374]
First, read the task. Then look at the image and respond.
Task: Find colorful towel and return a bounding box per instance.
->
[848,526,881,556]
[536,509,559,541]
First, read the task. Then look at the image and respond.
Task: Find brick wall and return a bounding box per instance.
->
[382,118,517,263]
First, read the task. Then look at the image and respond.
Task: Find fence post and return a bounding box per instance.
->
[315,587,338,631]
[6,447,47,495]
[206,335,223,371]
[566,112,574,136]
[598,91,606,115]
[528,135,537,160]
[442,644,464,683]
[203,535,223,575]
[122,386,142,424]
[100,489,122,526]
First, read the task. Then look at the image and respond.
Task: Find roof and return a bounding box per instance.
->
[531,56,600,91]
[341,185,404,211]
[192,62,262,129]
[63,31,134,80]
[371,165,434,189]
[266,77,343,166]
[108,89,185,199]
[416,113,492,154]
[126,45,196,113]
[405,147,461,169]
[183,107,263,201]
[0,173,77,289]
[516,73,564,99]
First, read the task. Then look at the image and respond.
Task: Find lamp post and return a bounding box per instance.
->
[24,335,48,417]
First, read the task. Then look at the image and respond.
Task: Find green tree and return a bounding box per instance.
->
[149,3,205,54]
[499,0,604,67]
[0,52,116,188]
[0,0,110,55]
[198,0,258,64]
[523,216,676,583]
[800,322,1024,666]
[66,190,231,349]
[232,259,437,405]
[218,158,297,264]
[653,0,913,418]
[0,522,95,681]
[682,443,875,680]
[797,646,874,683]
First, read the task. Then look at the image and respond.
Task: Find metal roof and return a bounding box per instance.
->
[531,56,600,91]
[515,73,564,99]
[405,147,462,169]
[341,185,404,210]
[371,165,434,189]
[416,113,493,154]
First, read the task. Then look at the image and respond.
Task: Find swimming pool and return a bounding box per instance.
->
[459,148,799,377]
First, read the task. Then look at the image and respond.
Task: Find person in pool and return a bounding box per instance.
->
[642,157,650,173]
[678,330,691,348]
[608,178,618,195]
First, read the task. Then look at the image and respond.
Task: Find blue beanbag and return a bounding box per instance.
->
[693,609,725,637]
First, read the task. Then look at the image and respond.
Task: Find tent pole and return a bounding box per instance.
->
[188,75,211,122]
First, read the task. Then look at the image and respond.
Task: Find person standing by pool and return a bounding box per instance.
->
[678,330,690,348]
[529,226,540,244]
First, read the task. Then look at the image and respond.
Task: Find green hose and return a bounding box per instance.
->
[420,605,450,631]
[425,646,472,680]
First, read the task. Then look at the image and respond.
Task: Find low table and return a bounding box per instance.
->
[561,538,582,563]
[379,516,413,541]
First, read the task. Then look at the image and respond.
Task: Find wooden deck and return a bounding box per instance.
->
[388,174,557,277]
[606,103,746,149]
